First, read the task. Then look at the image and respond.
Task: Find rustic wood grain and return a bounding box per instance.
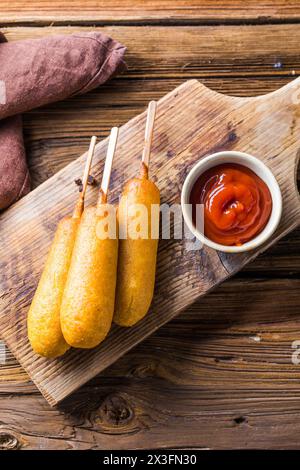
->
[1,78,300,406]
[1,3,300,450]
[0,24,296,191]
[23,77,296,187]
[1,274,300,449]
[3,25,300,79]
[21,77,297,190]
[1,0,300,24]
[1,274,300,391]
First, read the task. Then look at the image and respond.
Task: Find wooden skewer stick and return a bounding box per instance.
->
[81,136,97,200]
[141,101,157,177]
[98,127,119,204]
[73,135,97,218]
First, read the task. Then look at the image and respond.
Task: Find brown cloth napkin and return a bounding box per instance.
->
[0,115,30,210]
[0,31,126,210]
[0,33,30,210]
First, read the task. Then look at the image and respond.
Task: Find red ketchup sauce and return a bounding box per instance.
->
[189,163,272,246]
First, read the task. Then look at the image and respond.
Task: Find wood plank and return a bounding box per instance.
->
[3,389,300,449]
[3,25,299,188]
[23,78,294,188]
[1,1,300,24]
[2,25,300,78]
[1,275,300,392]
[2,396,300,449]
[1,274,300,449]
[24,78,300,185]
[4,23,296,191]
[245,228,300,273]
[1,78,300,405]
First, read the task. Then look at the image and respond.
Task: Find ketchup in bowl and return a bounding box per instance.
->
[189,163,272,246]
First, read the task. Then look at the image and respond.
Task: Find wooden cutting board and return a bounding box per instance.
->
[1,79,300,406]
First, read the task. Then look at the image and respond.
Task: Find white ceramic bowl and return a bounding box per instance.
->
[181,151,282,253]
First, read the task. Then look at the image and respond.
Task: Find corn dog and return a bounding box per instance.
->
[27,136,97,357]
[114,102,160,327]
[60,128,119,348]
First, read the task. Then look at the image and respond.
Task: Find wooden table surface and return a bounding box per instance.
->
[1,1,300,450]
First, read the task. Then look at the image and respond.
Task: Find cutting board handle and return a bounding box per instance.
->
[261,77,300,211]
[197,77,300,216]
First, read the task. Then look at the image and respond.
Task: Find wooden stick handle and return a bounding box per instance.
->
[141,101,157,177]
[73,136,97,218]
[81,136,97,199]
[98,127,119,205]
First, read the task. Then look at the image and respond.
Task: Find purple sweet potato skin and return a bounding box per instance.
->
[0,115,30,210]
[0,32,126,119]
